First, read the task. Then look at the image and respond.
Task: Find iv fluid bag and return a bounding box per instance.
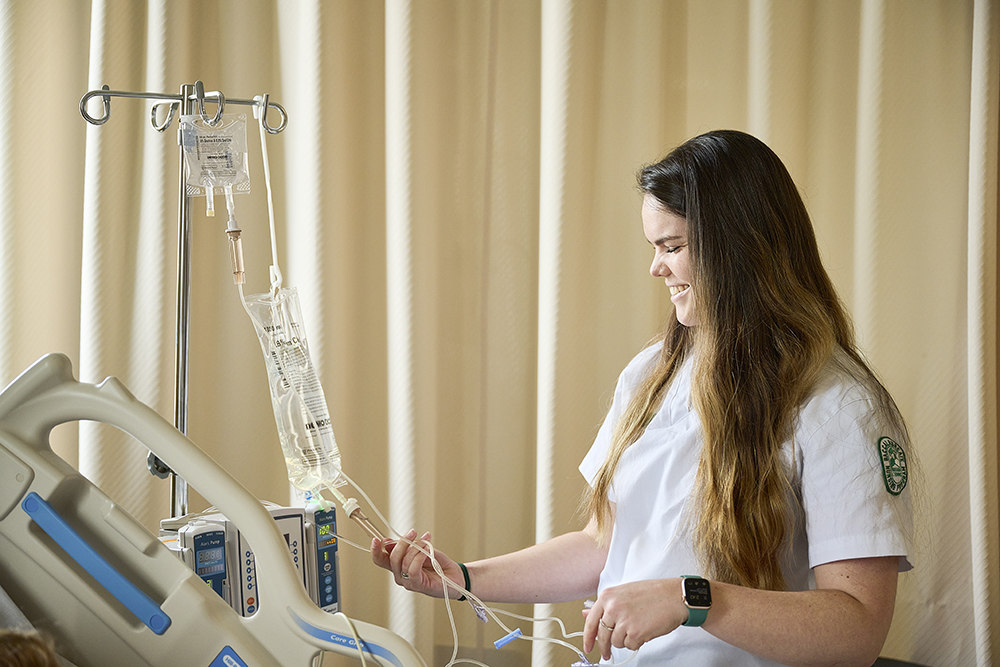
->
[243,288,345,492]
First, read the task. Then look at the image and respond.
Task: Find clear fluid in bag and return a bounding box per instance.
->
[242,288,344,492]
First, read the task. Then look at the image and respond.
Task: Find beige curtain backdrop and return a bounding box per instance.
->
[0,1,995,665]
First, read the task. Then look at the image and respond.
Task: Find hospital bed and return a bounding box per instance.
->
[0,353,426,667]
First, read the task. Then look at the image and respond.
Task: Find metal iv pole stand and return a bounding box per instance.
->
[80,82,287,518]
[169,82,196,517]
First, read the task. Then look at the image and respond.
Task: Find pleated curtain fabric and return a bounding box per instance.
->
[966,1,1000,664]
[385,0,418,646]
[80,0,171,532]
[0,1,994,665]
[0,1,14,392]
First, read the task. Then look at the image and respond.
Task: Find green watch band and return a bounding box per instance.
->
[683,606,709,627]
[681,575,712,627]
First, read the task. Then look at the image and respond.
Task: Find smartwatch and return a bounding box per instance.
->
[681,575,712,627]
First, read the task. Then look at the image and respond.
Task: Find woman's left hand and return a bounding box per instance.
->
[582,578,688,660]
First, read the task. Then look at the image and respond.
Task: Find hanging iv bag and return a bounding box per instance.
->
[243,287,345,493]
[179,113,251,217]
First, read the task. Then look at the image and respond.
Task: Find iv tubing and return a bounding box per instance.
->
[326,486,385,542]
[224,185,245,284]
[326,470,597,665]
[333,612,369,667]
[255,95,282,294]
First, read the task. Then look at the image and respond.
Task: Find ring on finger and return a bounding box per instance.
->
[401,572,410,579]
[599,619,614,632]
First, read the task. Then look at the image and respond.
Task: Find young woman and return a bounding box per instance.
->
[372,130,913,667]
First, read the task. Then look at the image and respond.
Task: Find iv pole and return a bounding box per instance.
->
[169,82,196,517]
[80,81,287,518]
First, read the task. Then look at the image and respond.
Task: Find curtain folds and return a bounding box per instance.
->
[0,1,14,387]
[385,0,419,648]
[0,1,993,665]
[967,0,1000,663]
[533,0,572,663]
[79,0,169,530]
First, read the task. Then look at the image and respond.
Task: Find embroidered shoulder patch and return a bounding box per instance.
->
[878,436,908,496]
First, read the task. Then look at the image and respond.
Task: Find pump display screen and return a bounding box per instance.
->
[196,545,225,576]
[198,547,223,564]
[315,515,337,549]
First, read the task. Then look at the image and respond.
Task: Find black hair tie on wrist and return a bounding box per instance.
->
[457,562,470,602]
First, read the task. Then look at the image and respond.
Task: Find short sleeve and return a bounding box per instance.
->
[579,378,627,502]
[799,391,914,572]
[579,345,661,499]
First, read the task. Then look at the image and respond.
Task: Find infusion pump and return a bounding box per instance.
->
[160,503,340,616]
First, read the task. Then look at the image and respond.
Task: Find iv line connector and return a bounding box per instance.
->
[226,228,245,284]
[340,497,385,542]
[350,508,385,542]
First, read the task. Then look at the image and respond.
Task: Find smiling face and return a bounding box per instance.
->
[642,195,696,327]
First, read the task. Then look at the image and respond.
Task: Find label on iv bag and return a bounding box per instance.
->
[243,288,345,490]
[269,323,335,460]
[179,114,251,197]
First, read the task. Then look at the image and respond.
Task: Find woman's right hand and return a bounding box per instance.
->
[371,529,466,599]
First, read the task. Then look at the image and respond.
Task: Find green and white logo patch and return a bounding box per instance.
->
[878,436,908,496]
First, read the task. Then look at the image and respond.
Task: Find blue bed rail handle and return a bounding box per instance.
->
[21,492,172,635]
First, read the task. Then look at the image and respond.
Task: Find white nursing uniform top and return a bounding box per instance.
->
[579,345,913,666]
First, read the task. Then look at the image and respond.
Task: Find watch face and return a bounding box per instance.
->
[683,577,712,607]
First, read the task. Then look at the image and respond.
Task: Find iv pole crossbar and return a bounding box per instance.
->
[79,81,287,518]
[80,82,287,134]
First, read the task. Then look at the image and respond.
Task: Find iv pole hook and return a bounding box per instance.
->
[194,81,226,126]
[79,85,112,125]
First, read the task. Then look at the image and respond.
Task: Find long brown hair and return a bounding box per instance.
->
[586,130,907,591]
